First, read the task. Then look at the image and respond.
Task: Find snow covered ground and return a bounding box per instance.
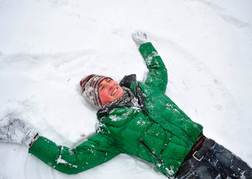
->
[0,0,252,178]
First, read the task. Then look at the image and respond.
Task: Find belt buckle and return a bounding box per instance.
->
[192,151,204,161]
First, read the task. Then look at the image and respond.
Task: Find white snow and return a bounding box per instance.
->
[56,155,68,165]
[0,0,252,178]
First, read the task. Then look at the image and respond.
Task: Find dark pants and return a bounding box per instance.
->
[176,141,252,179]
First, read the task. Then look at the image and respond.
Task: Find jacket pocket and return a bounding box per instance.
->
[138,138,163,164]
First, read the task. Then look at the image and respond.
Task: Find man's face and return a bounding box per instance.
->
[98,78,125,107]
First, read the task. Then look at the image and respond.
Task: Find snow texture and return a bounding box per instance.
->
[0,0,252,179]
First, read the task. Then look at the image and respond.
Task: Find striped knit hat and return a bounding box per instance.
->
[80,74,110,108]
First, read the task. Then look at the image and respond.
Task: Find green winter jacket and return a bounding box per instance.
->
[29,42,203,178]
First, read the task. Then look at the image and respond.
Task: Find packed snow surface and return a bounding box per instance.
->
[0,0,252,178]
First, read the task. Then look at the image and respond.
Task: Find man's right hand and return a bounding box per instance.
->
[0,116,38,147]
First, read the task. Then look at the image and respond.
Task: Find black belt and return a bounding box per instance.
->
[176,138,215,177]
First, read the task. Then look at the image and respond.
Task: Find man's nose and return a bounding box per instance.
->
[105,82,113,89]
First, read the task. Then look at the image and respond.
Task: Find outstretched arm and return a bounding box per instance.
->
[0,116,120,175]
[132,32,168,93]
[29,132,121,174]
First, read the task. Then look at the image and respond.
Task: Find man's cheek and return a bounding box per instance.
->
[99,92,110,103]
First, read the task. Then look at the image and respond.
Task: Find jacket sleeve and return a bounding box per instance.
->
[139,42,168,93]
[29,133,121,174]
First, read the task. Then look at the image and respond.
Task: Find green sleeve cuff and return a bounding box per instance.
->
[29,136,43,155]
[28,136,59,163]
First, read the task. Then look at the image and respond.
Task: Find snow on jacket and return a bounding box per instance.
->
[29,42,203,178]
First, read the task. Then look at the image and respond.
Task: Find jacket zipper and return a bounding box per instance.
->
[139,139,163,164]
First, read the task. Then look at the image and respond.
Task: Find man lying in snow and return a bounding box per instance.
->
[1,32,252,178]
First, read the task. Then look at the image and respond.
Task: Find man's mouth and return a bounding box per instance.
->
[111,88,118,96]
